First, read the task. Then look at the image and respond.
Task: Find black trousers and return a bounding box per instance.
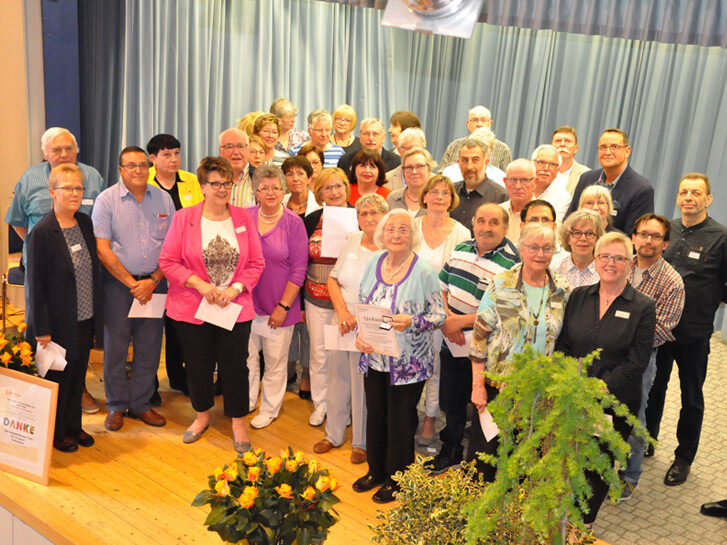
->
[46,319,94,439]
[364,369,425,484]
[645,335,710,463]
[175,320,251,418]
[464,384,500,482]
[164,315,186,389]
[438,347,472,454]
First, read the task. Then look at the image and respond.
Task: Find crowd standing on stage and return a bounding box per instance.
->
[6,100,727,521]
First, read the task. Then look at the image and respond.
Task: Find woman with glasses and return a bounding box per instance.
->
[556,209,605,288]
[302,168,355,427]
[247,136,269,182]
[270,98,309,155]
[347,149,391,205]
[467,222,570,480]
[353,209,446,503]
[159,157,265,453]
[386,148,435,218]
[245,165,308,429]
[253,113,283,166]
[578,185,619,233]
[556,231,655,529]
[331,104,359,152]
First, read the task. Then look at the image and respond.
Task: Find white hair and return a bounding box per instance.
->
[398,127,426,148]
[505,158,536,177]
[41,127,78,155]
[307,109,332,127]
[468,105,492,120]
[218,127,249,145]
[359,118,385,135]
[531,144,563,168]
[468,127,495,155]
[373,208,422,250]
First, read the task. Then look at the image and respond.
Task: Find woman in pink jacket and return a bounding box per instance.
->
[159,157,265,453]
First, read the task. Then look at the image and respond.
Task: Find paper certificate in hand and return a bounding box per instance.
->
[354,304,400,358]
[320,206,358,258]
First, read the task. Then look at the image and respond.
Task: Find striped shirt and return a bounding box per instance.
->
[439,237,520,319]
[289,143,345,169]
[230,167,255,208]
[628,256,685,347]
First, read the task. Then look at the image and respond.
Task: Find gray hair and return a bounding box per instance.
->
[251,164,287,193]
[307,109,332,127]
[270,97,296,118]
[355,193,389,215]
[558,209,604,252]
[459,137,491,160]
[468,105,492,120]
[41,127,78,155]
[218,127,248,146]
[359,118,385,135]
[398,127,426,148]
[531,144,563,168]
[402,147,436,171]
[505,158,536,177]
[373,209,422,250]
[469,127,496,154]
[517,222,556,249]
[579,185,614,221]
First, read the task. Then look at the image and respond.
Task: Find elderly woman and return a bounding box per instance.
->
[313,193,389,464]
[556,232,655,529]
[579,185,618,233]
[413,174,470,444]
[159,157,265,453]
[556,209,604,288]
[467,223,570,480]
[282,156,322,218]
[27,164,99,452]
[303,168,355,426]
[245,165,309,429]
[297,143,325,178]
[270,97,309,154]
[253,114,281,165]
[331,104,359,152]
[386,148,435,218]
[352,209,446,503]
[347,149,391,205]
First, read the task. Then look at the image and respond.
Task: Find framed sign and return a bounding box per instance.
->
[0,367,57,485]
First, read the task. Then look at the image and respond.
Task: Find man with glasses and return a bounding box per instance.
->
[218,128,254,208]
[565,128,653,234]
[645,173,727,486]
[450,139,507,233]
[92,146,176,432]
[290,110,344,169]
[614,213,684,500]
[530,144,571,221]
[337,118,401,174]
[498,158,536,243]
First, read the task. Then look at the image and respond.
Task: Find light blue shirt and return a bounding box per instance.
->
[91,181,176,276]
[289,143,345,169]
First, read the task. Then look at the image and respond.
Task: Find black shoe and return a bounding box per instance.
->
[53,438,79,453]
[664,457,691,486]
[298,389,311,400]
[76,430,95,448]
[425,449,463,475]
[150,390,162,407]
[645,443,655,457]
[700,499,727,518]
[353,473,385,493]
[372,483,399,504]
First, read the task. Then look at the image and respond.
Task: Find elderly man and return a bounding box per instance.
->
[551,126,590,195]
[499,159,536,243]
[92,146,176,432]
[450,139,507,233]
[290,110,344,169]
[438,106,512,172]
[531,144,572,221]
[384,127,426,190]
[565,128,654,234]
[337,118,400,174]
[219,128,254,207]
[645,173,727,486]
[427,203,520,474]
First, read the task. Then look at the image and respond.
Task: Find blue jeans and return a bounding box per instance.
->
[620,348,657,483]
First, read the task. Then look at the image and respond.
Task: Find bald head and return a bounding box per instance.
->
[218,128,249,175]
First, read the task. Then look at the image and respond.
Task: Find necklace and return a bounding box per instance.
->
[404,188,419,206]
[384,253,411,280]
[258,207,283,224]
[529,284,549,326]
[259,206,283,219]
[287,197,306,214]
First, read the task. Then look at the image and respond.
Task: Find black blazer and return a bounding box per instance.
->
[565,164,654,235]
[555,282,655,415]
[27,211,100,362]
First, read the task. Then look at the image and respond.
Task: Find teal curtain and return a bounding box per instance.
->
[79,0,727,223]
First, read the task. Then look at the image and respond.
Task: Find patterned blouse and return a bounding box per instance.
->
[469,263,571,381]
[62,224,93,321]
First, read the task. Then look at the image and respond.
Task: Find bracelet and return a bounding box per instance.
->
[152,276,160,286]
[277,302,290,311]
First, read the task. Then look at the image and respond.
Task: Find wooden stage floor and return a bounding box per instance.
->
[0,348,610,545]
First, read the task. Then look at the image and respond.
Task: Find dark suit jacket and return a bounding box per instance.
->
[337,147,401,175]
[27,211,100,362]
[565,164,654,234]
[555,282,655,415]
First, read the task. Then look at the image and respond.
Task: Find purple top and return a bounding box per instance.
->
[246,206,309,326]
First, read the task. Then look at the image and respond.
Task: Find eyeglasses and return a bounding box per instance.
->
[358,209,382,218]
[402,164,428,173]
[384,226,411,237]
[256,186,283,194]
[596,254,629,265]
[334,117,351,125]
[522,244,554,255]
[121,163,150,171]
[426,190,451,198]
[54,186,84,194]
[220,144,248,151]
[505,177,534,185]
[525,217,554,224]
[259,129,279,137]
[248,148,266,156]
[207,181,234,190]
[321,183,345,192]
[533,159,559,169]
[635,231,665,241]
[570,229,597,240]
[597,144,627,153]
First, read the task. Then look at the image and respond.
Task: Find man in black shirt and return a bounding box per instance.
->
[646,172,727,485]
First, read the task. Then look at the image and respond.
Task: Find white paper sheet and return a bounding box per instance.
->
[35,341,68,378]
[444,330,473,358]
[320,207,358,258]
[128,294,167,318]
[251,315,278,339]
[194,299,242,331]
[323,324,357,352]
[479,408,500,442]
[354,304,400,358]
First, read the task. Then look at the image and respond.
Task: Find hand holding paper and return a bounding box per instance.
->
[194,298,242,331]
[128,294,167,318]
[35,342,68,378]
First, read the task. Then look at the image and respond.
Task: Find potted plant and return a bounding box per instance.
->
[193,446,341,545]
[0,323,38,376]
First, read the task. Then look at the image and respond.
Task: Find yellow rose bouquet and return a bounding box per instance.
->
[0,323,37,376]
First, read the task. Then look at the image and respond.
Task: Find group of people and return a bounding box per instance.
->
[6,98,727,522]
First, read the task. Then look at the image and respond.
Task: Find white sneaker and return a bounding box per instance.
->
[308,406,326,427]
[250,414,275,429]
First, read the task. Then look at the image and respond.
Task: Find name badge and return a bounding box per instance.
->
[610,209,618,216]
[183,194,193,200]
[235,225,246,234]
[71,243,82,253]
[158,214,168,219]
[615,310,630,319]
[551,301,562,309]
[81,198,94,206]
[688,251,700,260]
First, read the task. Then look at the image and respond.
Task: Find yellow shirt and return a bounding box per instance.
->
[147,167,204,208]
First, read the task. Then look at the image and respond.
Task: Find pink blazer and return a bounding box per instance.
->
[159,203,265,324]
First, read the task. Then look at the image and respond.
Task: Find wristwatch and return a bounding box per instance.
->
[232,282,244,295]
[278,302,290,311]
